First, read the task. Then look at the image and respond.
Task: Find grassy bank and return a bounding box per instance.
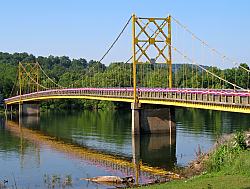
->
[143,132,250,189]
[144,174,250,189]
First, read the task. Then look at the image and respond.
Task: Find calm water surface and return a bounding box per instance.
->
[0,108,250,188]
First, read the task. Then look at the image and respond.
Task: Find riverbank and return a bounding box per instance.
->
[143,132,250,189]
[144,173,250,189]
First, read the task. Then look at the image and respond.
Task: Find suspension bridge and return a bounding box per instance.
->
[4,14,250,133]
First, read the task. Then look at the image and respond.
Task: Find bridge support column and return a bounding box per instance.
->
[19,103,40,116]
[131,103,175,134]
[4,104,8,120]
[10,105,13,120]
[131,102,142,135]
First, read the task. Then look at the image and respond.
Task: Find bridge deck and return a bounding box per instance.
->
[4,88,250,113]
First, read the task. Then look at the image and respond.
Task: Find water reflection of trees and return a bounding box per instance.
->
[2,108,250,173]
[0,120,41,169]
[3,111,178,171]
[34,110,132,152]
[175,108,250,136]
[0,118,30,153]
[0,127,23,152]
[8,108,250,151]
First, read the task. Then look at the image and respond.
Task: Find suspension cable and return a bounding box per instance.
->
[37,63,64,88]
[172,16,250,73]
[99,16,132,62]
[140,19,246,90]
[72,16,132,88]
[10,70,18,97]
[171,45,245,90]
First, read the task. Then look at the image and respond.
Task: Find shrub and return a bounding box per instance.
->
[233,131,247,150]
[205,131,247,172]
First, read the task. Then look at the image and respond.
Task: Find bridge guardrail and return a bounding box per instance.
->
[4,88,250,111]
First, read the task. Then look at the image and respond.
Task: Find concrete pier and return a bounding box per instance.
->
[18,103,40,116]
[131,102,142,134]
[131,103,175,134]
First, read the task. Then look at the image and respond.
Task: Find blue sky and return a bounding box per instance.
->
[0,0,249,65]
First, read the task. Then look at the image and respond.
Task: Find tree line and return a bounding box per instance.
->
[0,52,249,110]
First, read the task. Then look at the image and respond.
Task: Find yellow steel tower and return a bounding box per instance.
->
[132,14,172,102]
[18,62,40,103]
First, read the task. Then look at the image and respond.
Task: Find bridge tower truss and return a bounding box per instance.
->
[132,14,172,102]
[18,62,40,101]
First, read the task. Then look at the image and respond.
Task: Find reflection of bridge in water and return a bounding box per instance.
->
[5,118,179,183]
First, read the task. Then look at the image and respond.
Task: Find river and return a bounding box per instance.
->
[0,108,250,188]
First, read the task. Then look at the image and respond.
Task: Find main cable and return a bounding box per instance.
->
[172,16,250,73]
[99,16,132,62]
[72,16,132,88]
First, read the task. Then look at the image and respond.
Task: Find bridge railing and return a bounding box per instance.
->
[138,88,250,106]
[4,88,250,109]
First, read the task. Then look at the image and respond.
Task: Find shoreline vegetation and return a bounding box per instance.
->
[142,131,250,189]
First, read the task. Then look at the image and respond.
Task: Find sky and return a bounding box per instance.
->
[0,0,249,65]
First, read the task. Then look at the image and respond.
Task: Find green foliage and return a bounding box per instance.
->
[224,150,250,176]
[143,134,250,189]
[205,131,247,172]
[1,51,250,110]
[233,130,247,150]
[142,175,250,189]
[206,144,232,172]
[97,101,116,109]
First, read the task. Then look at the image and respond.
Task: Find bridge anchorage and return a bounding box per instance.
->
[4,14,250,135]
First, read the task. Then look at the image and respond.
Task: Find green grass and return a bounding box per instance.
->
[219,150,250,176]
[142,133,250,189]
[144,175,250,189]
